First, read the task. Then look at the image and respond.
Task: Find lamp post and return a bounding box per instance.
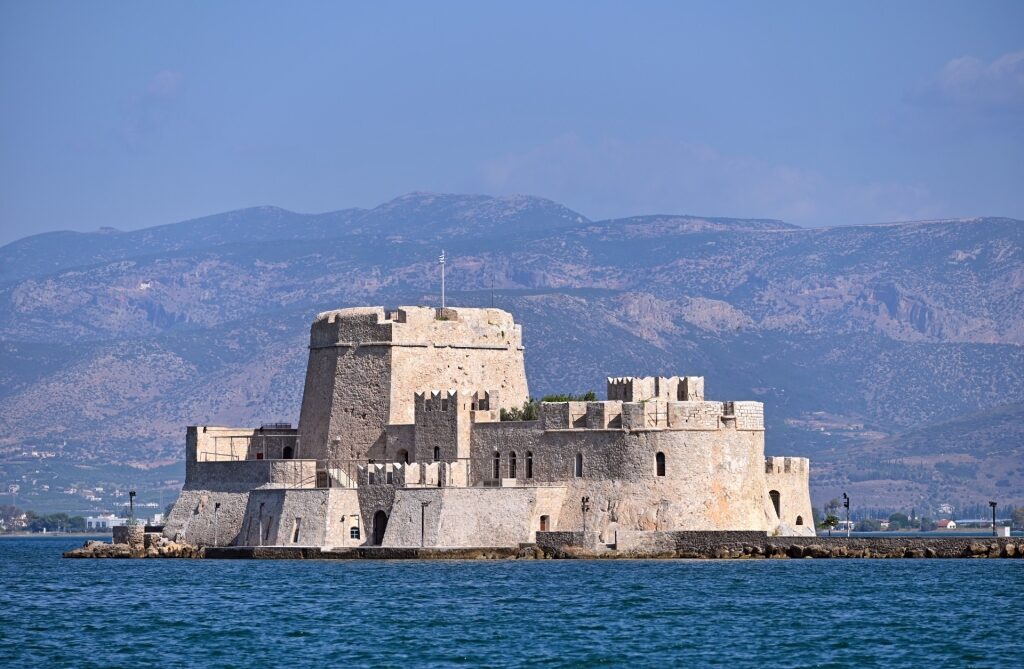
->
[581,496,591,545]
[420,501,431,547]
[842,493,851,538]
[990,501,998,537]
[128,489,136,524]
[214,502,221,547]
[258,502,264,547]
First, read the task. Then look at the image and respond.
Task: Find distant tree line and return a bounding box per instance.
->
[0,505,88,533]
[811,500,1024,532]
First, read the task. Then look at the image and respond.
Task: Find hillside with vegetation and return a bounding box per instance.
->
[1,192,1021,513]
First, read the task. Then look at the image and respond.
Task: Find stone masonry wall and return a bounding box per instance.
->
[297,306,528,463]
[765,457,814,536]
[470,422,779,538]
[383,486,566,548]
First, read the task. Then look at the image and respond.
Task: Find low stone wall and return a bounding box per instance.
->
[67,531,1024,560]
[764,536,1020,559]
[204,545,525,560]
[536,531,1023,559]
[112,524,144,547]
[614,530,768,555]
[535,531,602,551]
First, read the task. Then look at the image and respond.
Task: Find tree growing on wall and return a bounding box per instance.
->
[499,392,597,421]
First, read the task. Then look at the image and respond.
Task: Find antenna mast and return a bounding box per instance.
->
[439,249,446,309]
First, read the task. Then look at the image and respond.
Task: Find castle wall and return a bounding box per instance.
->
[388,307,527,427]
[765,457,815,537]
[188,460,318,491]
[237,489,325,546]
[413,390,466,461]
[607,376,705,402]
[297,306,527,463]
[162,489,252,547]
[298,342,393,463]
[470,418,777,538]
[382,486,566,548]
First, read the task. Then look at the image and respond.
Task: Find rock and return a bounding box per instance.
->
[807,544,830,558]
[787,544,804,558]
[904,548,926,558]
[968,542,988,556]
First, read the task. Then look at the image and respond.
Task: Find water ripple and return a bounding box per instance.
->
[1,538,1021,668]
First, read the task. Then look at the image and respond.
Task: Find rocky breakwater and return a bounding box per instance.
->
[535,531,1024,559]
[63,530,203,559]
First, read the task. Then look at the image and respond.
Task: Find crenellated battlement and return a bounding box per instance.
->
[540,398,763,431]
[414,389,500,423]
[607,376,705,402]
[765,456,809,475]
[309,306,522,350]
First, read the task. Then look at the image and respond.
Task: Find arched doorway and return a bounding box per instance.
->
[769,490,781,518]
[655,452,666,477]
[372,510,388,545]
[282,445,294,460]
[396,449,409,464]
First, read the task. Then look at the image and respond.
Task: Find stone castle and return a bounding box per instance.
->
[164,306,815,549]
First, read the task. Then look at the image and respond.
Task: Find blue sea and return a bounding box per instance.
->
[1,536,1021,668]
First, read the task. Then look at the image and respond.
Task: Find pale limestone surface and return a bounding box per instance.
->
[297,306,528,463]
[165,305,816,549]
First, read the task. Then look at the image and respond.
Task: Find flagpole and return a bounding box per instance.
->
[439,249,446,310]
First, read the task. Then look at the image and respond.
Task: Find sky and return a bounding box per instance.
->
[1,1,1022,245]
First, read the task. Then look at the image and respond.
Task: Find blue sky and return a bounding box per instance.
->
[1,1,1022,244]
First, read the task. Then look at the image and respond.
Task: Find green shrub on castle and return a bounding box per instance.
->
[499,391,597,421]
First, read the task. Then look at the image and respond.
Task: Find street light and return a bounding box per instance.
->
[420,501,431,547]
[214,502,221,547]
[581,496,591,545]
[990,501,998,537]
[842,493,851,538]
[128,489,136,523]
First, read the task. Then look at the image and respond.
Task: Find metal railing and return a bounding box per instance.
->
[198,433,301,462]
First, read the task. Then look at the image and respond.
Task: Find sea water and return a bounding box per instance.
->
[1,536,1021,668]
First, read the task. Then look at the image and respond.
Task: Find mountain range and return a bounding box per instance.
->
[1,192,1021,514]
